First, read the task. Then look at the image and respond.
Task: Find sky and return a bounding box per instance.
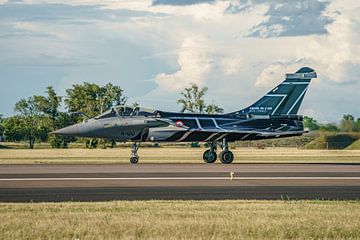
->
[0,0,359,122]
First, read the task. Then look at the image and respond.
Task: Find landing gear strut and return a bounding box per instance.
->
[203,142,217,163]
[130,143,139,164]
[219,139,234,164]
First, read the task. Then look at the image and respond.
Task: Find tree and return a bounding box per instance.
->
[65,82,127,120]
[340,114,355,132]
[2,116,26,142]
[303,116,320,131]
[177,84,223,114]
[65,82,127,149]
[15,97,41,117]
[33,87,76,148]
[177,84,208,113]
[319,123,339,132]
[205,103,224,114]
[34,86,61,131]
[14,97,50,148]
[2,115,49,148]
[354,118,360,132]
[102,83,127,112]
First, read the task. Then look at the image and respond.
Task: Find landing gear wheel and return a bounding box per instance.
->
[130,142,139,164]
[219,150,234,164]
[130,156,139,164]
[203,149,217,163]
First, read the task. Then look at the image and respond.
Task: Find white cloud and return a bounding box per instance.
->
[299,3,360,83]
[255,0,360,85]
[255,60,304,88]
[1,0,360,121]
[155,36,212,91]
[21,0,149,8]
[220,57,243,76]
[240,0,334,37]
[157,1,229,22]
[13,21,67,40]
[21,0,228,21]
[251,23,283,38]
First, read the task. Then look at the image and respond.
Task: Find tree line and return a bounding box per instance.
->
[0,83,223,148]
[303,115,360,132]
[0,83,126,148]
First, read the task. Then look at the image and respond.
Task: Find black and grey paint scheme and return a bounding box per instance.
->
[53,67,317,163]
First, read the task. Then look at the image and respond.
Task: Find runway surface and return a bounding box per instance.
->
[0,163,360,202]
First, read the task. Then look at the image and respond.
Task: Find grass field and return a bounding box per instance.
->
[0,147,360,164]
[0,200,359,239]
[347,139,360,150]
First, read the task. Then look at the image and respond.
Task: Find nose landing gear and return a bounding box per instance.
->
[130,143,139,164]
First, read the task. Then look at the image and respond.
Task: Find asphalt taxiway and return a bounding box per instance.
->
[0,163,359,202]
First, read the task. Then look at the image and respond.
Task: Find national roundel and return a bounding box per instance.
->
[175,120,184,127]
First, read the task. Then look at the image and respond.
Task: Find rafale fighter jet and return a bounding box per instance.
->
[53,67,317,164]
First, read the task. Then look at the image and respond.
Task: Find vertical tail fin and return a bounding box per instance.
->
[235,67,317,116]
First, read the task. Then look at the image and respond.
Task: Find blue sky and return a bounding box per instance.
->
[0,0,359,122]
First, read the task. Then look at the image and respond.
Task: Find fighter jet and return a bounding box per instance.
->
[53,67,317,164]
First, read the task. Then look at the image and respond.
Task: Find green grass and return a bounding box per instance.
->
[346,139,360,150]
[0,200,359,240]
[1,148,360,164]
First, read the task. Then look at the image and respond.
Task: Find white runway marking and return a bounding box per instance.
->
[1,177,360,181]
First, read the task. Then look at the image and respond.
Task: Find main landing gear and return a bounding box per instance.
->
[203,139,234,164]
[130,142,139,164]
[130,139,234,164]
[203,142,217,163]
[219,139,234,164]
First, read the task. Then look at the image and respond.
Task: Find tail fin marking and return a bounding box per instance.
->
[232,67,317,116]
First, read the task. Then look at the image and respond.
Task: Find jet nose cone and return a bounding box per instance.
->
[52,124,82,136]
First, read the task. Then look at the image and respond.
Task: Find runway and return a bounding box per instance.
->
[0,163,360,202]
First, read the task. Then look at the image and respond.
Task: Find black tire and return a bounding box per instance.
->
[203,149,217,163]
[219,150,234,164]
[130,156,139,164]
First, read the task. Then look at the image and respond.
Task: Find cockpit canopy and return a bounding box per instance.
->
[94,105,157,119]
